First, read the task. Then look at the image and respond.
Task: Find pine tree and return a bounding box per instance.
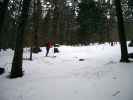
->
[78,0,105,43]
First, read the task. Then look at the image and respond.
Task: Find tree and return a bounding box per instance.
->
[128,0,133,20]
[78,0,106,43]
[10,0,32,78]
[0,0,10,48]
[0,0,9,33]
[0,0,24,49]
[114,0,129,62]
[32,0,42,53]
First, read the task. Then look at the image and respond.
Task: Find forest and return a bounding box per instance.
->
[0,0,133,47]
[0,0,133,78]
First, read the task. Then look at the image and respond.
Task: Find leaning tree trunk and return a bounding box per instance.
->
[10,0,32,78]
[115,0,129,62]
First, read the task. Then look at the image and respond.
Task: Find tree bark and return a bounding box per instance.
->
[0,0,9,33]
[0,0,10,48]
[10,0,32,78]
[32,0,41,53]
[115,0,129,62]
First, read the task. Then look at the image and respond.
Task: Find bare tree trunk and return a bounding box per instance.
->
[32,0,41,53]
[0,0,9,33]
[52,0,64,42]
[48,9,53,40]
[30,47,32,60]
[0,0,9,48]
[10,0,32,78]
[115,0,129,62]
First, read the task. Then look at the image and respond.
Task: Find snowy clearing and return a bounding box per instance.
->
[0,43,133,100]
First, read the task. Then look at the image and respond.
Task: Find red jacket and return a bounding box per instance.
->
[47,42,51,48]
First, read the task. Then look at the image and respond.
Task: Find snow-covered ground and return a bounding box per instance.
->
[0,43,133,100]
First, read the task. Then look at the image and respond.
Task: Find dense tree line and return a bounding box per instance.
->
[78,0,107,43]
[0,0,117,47]
[1,0,133,47]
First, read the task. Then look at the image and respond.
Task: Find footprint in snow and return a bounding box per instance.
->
[112,91,120,96]
[112,77,117,80]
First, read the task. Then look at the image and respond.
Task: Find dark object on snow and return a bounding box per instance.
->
[79,59,85,61]
[128,40,133,47]
[32,47,41,53]
[128,53,133,58]
[54,47,59,53]
[54,43,59,53]
[54,44,60,47]
[0,68,5,75]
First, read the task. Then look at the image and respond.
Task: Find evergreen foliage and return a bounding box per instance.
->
[78,0,106,43]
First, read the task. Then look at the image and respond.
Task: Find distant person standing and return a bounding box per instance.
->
[45,41,51,56]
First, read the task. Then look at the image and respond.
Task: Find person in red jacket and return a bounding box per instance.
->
[45,41,52,56]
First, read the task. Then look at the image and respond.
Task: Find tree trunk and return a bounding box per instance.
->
[30,47,32,60]
[115,0,129,62]
[0,0,9,48]
[0,0,9,33]
[32,0,41,53]
[10,0,32,78]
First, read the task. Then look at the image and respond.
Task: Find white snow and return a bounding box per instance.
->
[0,43,133,100]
